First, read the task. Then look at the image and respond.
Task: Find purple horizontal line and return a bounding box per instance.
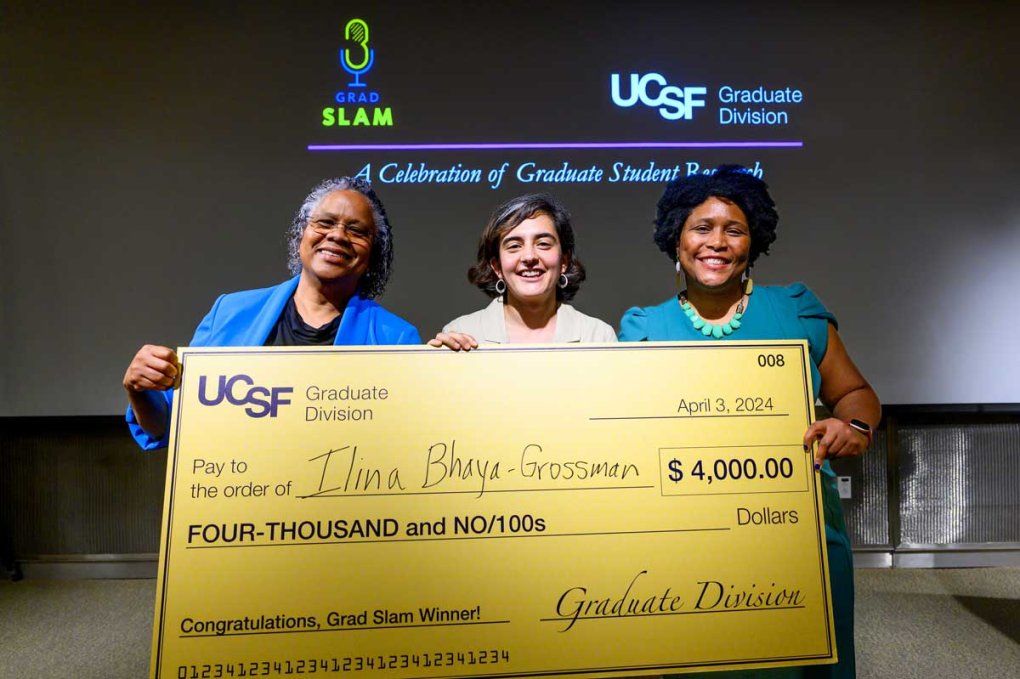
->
[307,141,802,151]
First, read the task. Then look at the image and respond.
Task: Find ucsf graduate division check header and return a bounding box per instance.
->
[151,341,836,678]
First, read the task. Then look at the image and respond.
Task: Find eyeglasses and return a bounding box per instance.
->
[307,218,374,244]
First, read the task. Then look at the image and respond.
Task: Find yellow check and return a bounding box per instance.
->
[151,341,835,679]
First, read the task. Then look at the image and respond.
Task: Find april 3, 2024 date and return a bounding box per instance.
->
[675,396,776,416]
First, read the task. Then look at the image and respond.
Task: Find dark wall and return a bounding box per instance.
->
[0,418,166,556]
[2,1,1019,414]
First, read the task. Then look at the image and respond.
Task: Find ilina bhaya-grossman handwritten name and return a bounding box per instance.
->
[306,441,640,497]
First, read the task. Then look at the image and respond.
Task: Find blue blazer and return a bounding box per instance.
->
[126,276,421,450]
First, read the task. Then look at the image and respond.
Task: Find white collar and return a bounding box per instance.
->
[479,297,582,343]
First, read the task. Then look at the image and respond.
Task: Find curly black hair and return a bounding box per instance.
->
[653,164,778,266]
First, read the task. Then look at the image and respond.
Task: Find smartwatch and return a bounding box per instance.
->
[847,419,873,447]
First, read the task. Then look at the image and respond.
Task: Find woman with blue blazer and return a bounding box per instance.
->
[123,177,420,450]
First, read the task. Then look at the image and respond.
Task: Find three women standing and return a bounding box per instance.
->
[126,172,877,676]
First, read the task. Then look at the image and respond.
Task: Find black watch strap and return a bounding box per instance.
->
[848,419,873,446]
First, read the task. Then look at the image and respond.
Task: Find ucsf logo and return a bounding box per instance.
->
[197,375,293,418]
[610,73,707,120]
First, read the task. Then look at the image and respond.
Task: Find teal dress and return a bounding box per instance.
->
[619,283,855,679]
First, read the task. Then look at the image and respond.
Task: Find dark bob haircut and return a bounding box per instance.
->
[653,164,778,267]
[467,193,586,301]
[286,176,394,299]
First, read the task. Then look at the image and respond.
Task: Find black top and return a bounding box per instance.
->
[265,297,342,346]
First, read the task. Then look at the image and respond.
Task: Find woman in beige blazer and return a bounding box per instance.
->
[429,193,616,348]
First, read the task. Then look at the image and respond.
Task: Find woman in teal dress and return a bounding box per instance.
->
[620,165,880,678]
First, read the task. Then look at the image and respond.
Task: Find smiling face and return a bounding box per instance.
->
[491,213,566,305]
[676,196,751,292]
[299,189,376,288]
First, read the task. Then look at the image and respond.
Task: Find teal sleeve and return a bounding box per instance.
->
[787,283,837,368]
[618,306,650,341]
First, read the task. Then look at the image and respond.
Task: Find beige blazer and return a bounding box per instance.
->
[442,298,617,343]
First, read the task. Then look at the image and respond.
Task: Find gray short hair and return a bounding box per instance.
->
[286,177,394,299]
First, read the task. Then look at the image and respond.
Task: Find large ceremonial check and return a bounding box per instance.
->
[152,341,836,678]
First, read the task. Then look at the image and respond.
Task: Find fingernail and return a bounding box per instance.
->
[813,463,820,470]
[803,444,809,451]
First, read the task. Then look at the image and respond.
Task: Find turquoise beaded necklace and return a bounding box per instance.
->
[679,279,752,339]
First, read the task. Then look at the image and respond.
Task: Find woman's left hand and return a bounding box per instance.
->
[427,331,479,351]
[803,418,869,466]
[812,323,881,467]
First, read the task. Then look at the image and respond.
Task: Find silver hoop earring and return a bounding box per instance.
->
[494,279,506,295]
[558,274,569,289]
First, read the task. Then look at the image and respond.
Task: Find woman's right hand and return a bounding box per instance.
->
[123,345,179,392]
[427,332,479,351]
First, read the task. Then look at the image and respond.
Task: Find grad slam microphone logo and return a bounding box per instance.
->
[198,375,293,418]
[610,72,707,120]
[321,18,394,127]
